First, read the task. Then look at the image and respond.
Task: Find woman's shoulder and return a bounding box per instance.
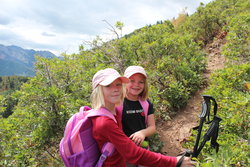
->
[92,116,117,129]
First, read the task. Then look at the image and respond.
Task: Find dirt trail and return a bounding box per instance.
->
[157,38,226,156]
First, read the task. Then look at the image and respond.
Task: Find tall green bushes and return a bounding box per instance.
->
[222,11,250,62]
[199,63,250,166]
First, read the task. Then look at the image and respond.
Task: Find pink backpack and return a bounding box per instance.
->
[59,106,116,167]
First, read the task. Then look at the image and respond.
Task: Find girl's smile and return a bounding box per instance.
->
[126,73,146,101]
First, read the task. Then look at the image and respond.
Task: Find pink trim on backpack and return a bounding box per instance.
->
[138,99,149,125]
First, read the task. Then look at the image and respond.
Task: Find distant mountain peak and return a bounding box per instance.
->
[0,44,57,77]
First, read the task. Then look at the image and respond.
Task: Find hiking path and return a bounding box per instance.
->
[157,38,226,156]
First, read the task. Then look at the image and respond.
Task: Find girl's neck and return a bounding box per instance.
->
[126,93,139,101]
[104,103,116,115]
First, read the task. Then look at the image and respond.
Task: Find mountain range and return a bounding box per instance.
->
[0,44,57,76]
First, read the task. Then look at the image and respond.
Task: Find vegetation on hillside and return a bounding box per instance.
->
[0,76,29,118]
[200,63,249,166]
[0,76,29,93]
[182,0,250,165]
[0,0,249,166]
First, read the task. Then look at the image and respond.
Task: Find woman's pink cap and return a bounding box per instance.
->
[92,68,129,89]
[124,66,147,78]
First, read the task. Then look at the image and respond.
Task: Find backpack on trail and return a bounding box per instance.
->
[59,106,116,167]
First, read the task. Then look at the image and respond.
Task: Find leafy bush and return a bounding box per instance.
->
[187,63,250,166]
[222,11,250,62]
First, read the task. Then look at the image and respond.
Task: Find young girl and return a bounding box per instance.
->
[120,66,156,167]
[90,68,194,167]
[122,66,155,148]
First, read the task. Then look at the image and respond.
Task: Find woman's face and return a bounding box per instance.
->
[126,73,145,97]
[102,78,123,105]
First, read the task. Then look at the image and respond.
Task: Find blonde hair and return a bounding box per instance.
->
[91,86,105,110]
[140,79,149,100]
[91,84,126,110]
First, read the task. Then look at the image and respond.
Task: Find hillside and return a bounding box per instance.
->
[0,44,57,76]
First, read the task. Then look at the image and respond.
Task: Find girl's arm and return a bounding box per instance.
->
[93,116,177,167]
[130,114,156,145]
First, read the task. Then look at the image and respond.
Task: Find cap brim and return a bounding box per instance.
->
[125,72,147,79]
[99,76,129,86]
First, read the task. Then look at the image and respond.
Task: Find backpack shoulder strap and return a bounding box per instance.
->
[86,107,117,123]
[138,98,149,125]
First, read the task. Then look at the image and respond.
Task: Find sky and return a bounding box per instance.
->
[0,0,213,56]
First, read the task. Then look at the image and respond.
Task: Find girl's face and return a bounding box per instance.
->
[126,73,145,98]
[102,78,123,106]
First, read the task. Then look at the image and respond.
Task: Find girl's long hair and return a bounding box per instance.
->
[91,86,105,110]
[140,79,149,100]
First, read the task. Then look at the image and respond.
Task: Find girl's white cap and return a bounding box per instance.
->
[124,66,147,78]
[92,68,129,89]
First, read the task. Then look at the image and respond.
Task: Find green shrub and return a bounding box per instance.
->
[196,63,250,166]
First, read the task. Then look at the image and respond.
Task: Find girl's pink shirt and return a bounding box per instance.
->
[91,108,177,167]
